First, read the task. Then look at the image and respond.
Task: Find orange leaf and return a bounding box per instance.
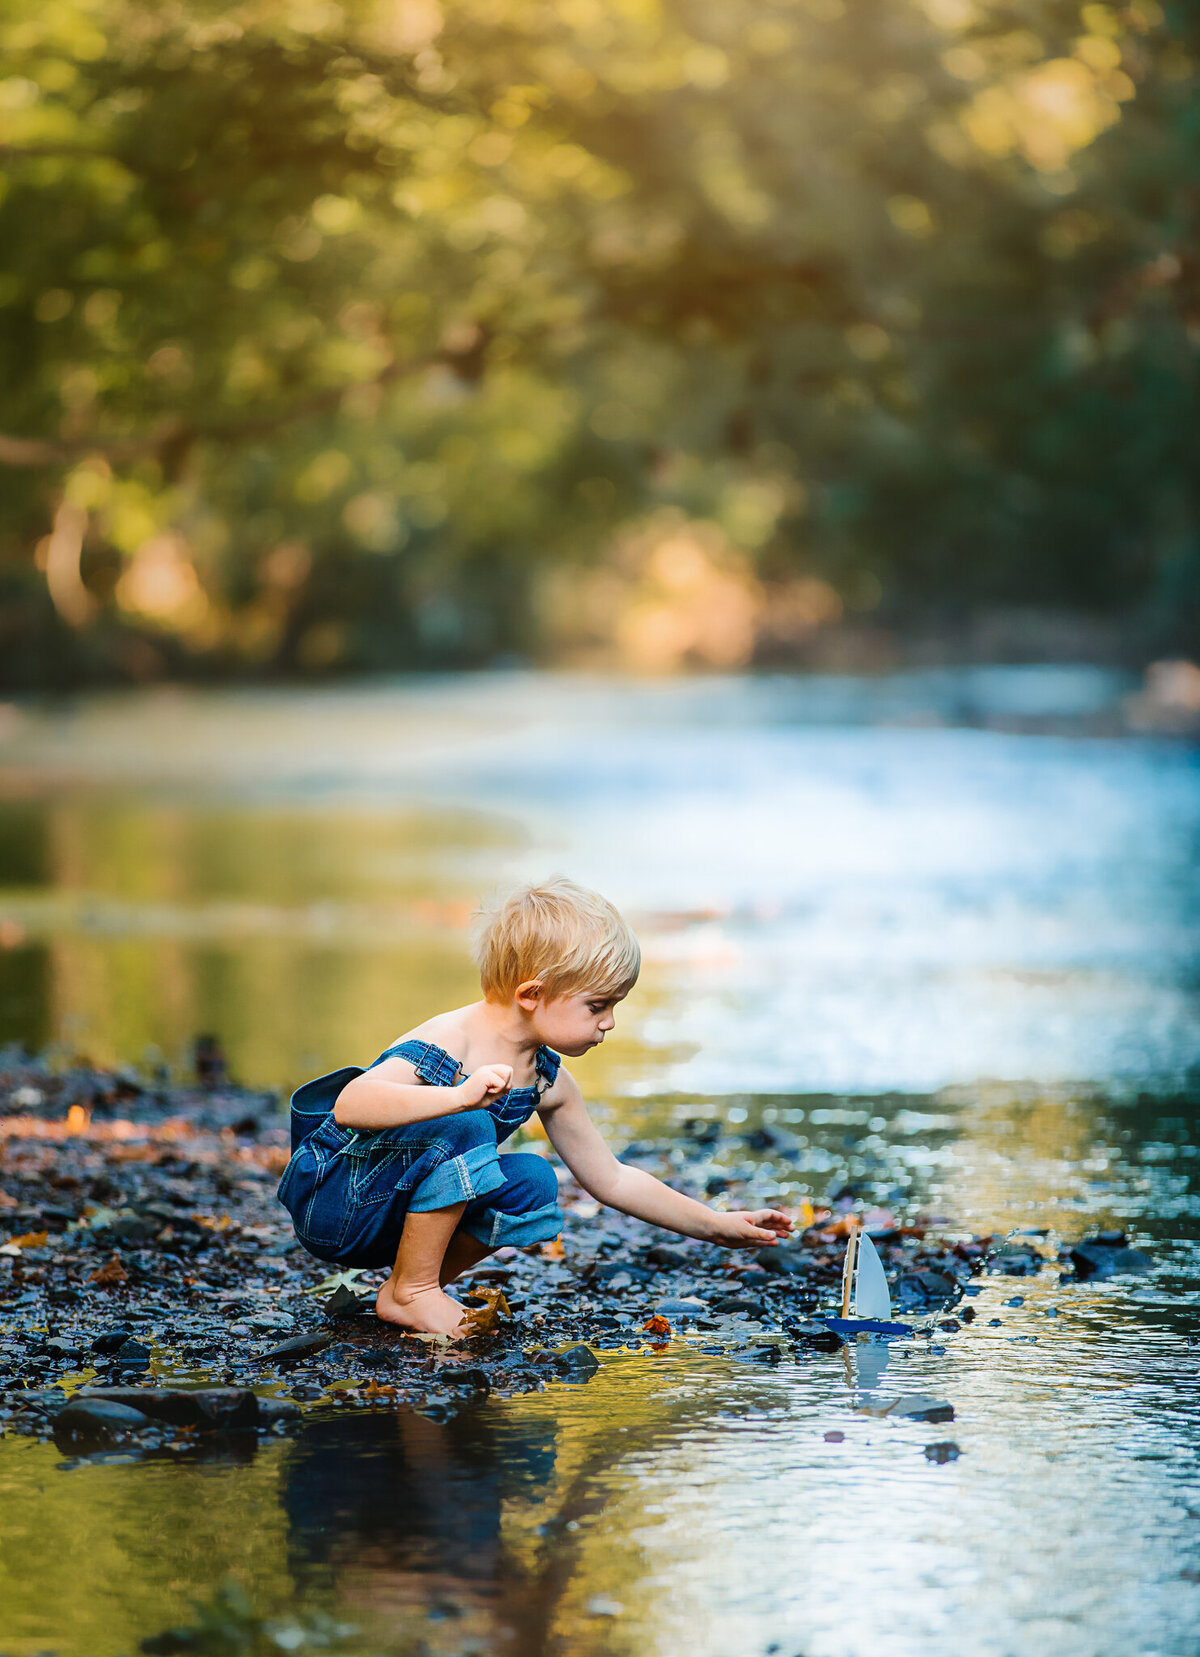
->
[361,1380,396,1400]
[196,1214,233,1232]
[643,1315,672,1336]
[538,1237,565,1261]
[8,1230,49,1249]
[88,1252,128,1287]
[463,1285,512,1333]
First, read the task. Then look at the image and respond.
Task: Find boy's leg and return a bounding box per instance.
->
[373,1107,508,1333]
[453,1153,562,1261]
[440,1229,493,1285]
[376,1202,473,1335]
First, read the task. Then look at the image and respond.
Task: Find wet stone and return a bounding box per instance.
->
[655,1298,707,1319]
[54,1397,154,1444]
[896,1270,961,1308]
[436,1367,491,1393]
[91,1328,135,1355]
[78,1386,258,1430]
[925,1441,962,1463]
[889,1395,955,1423]
[552,1344,600,1380]
[1068,1239,1153,1279]
[987,1243,1045,1277]
[712,1295,768,1317]
[256,1330,331,1364]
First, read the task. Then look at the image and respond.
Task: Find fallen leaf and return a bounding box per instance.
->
[463,1285,512,1334]
[643,1315,672,1336]
[361,1380,396,1400]
[6,1230,49,1250]
[538,1237,565,1261]
[303,1268,371,1297]
[196,1214,233,1232]
[89,1252,128,1287]
[0,1190,17,1209]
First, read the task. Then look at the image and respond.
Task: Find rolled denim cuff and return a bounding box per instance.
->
[462,1197,564,1249]
[408,1141,508,1212]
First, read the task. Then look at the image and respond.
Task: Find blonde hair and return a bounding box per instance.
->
[474,876,641,1003]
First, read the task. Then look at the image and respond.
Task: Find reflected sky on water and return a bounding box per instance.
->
[0,669,1197,1096]
[0,670,1197,1657]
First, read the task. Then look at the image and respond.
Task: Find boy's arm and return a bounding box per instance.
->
[333,1057,514,1129]
[539,1073,791,1248]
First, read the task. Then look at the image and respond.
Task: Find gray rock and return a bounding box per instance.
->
[77,1386,258,1429]
[896,1270,961,1307]
[888,1395,955,1423]
[987,1243,1045,1277]
[256,1396,303,1425]
[1069,1240,1152,1279]
[654,1298,707,1318]
[54,1397,153,1442]
[436,1366,491,1392]
[256,1330,331,1364]
[553,1344,600,1379]
[925,1440,961,1463]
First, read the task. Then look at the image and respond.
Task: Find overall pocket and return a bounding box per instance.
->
[287,1119,356,1253]
[348,1137,426,1208]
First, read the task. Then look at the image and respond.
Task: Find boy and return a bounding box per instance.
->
[278,877,792,1336]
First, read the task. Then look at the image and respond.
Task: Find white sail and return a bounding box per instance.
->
[853,1232,893,1322]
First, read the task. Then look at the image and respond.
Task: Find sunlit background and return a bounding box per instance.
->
[2,5,1199,1657]
[2,0,1200,686]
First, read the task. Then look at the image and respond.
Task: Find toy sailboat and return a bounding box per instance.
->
[823,1222,912,1338]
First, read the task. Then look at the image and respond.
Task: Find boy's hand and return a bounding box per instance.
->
[456,1064,514,1108]
[706,1209,794,1248]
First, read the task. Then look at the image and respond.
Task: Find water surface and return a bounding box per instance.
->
[0,669,1197,1657]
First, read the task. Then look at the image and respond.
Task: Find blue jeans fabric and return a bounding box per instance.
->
[277,1039,564,1267]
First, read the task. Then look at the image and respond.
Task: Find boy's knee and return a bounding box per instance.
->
[445,1108,498,1152]
[509,1152,558,1209]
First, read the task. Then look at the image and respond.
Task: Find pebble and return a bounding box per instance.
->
[256,1331,332,1364]
[925,1441,961,1463]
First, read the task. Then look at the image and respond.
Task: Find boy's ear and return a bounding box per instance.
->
[515,979,543,1011]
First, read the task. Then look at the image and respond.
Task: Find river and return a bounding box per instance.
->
[0,668,1197,1657]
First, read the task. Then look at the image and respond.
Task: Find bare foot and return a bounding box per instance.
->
[376,1279,471,1337]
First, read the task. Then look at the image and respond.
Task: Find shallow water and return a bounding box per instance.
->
[0,670,1198,1657]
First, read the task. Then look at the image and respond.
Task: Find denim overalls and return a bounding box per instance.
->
[277,1039,564,1267]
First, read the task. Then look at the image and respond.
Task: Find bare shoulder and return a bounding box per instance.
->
[387,1005,474,1065]
[539,1063,582,1113]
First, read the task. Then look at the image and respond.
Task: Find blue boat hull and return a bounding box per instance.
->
[822,1317,912,1338]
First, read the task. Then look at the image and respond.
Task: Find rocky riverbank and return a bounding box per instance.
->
[0,1049,1119,1461]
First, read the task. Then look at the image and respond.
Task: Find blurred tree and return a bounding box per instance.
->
[0,0,1196,685]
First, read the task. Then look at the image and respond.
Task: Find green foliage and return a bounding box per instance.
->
[0,0,1198,683]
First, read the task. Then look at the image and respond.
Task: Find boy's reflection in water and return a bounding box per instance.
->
[283,1405,556,1643]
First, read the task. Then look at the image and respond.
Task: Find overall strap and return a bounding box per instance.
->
[371,1039,464,1088]
[535,1046,562,1092]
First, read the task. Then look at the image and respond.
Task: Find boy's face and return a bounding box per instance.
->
[530,987,626,1057]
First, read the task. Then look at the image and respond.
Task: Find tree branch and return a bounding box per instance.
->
[0,352,435,470]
